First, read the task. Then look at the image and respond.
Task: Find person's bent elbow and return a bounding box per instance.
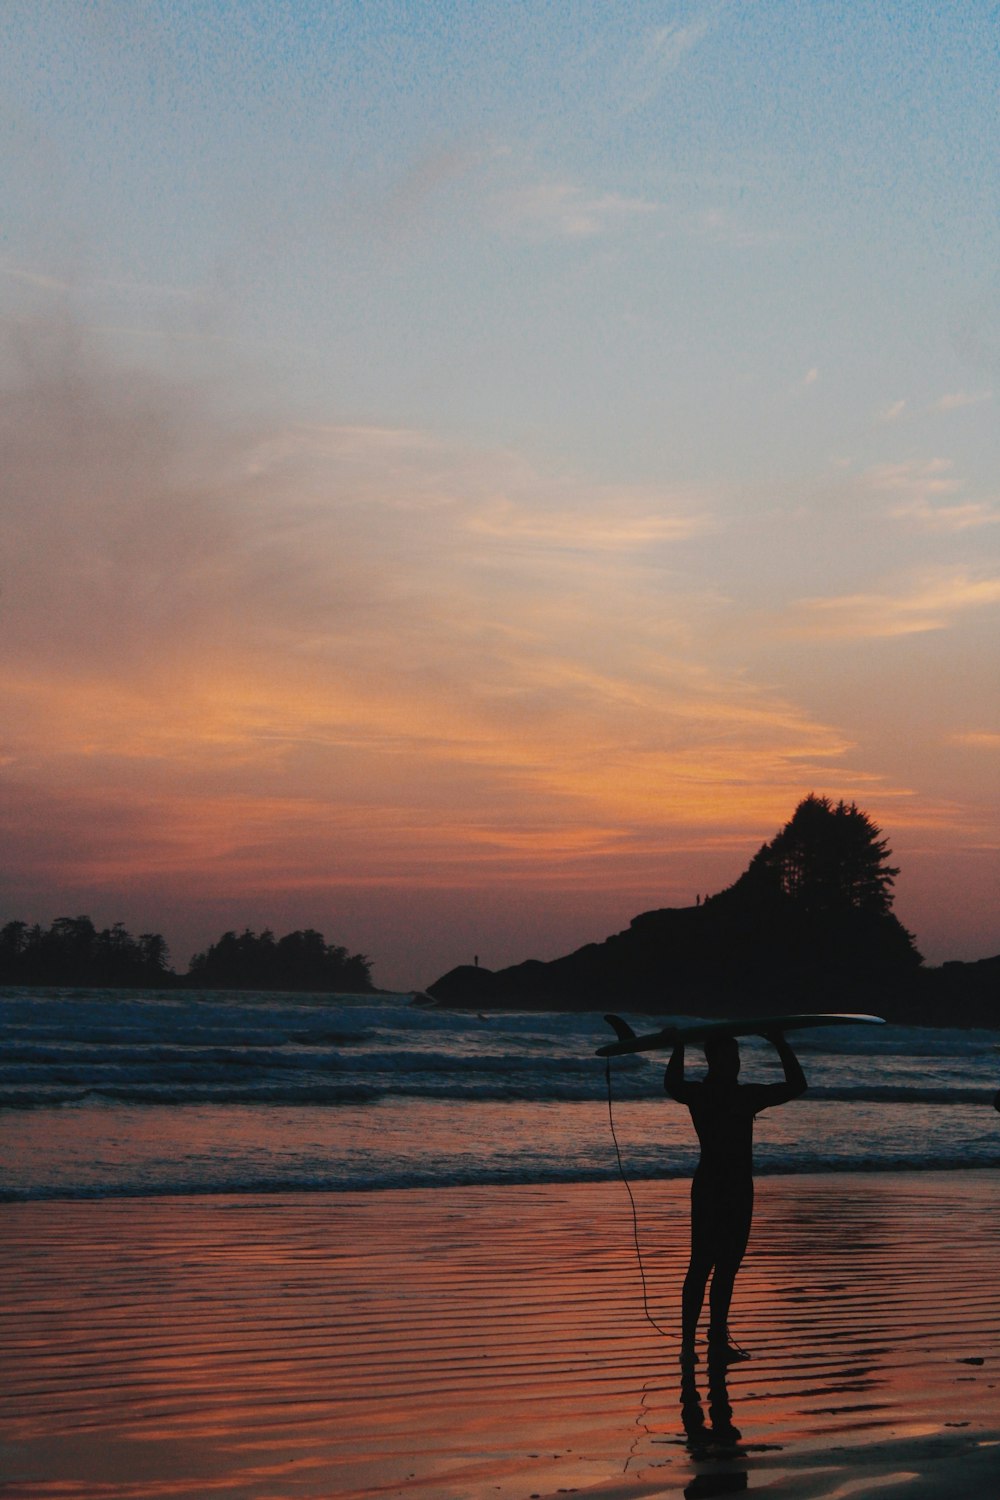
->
[784,1070,808,1101]
[665,1043,685,1100]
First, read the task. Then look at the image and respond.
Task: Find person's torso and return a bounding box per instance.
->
[688,1082,757,1178]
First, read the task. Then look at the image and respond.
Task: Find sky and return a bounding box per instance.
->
[2,1,998,991]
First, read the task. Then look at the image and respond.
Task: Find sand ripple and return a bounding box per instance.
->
[3,1174,1000,1498]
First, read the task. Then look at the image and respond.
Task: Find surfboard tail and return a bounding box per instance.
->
[603,1014,637,1043]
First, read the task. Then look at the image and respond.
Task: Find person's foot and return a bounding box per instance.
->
[709,1417,743,1444]
[707,1333,751,1363]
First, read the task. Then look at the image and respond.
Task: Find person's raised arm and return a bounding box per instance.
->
[665,1040,693,1102]
[762,1030,807,1101]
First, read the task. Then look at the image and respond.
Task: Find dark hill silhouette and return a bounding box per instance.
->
[427,797,997,1026]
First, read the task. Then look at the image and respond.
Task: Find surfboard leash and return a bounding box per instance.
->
[604,1057,673,1341]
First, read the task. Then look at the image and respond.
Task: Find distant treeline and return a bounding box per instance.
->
[187,927,373,993]
[0,915,373,993]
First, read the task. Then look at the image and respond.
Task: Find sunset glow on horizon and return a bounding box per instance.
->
[2,3,997,988]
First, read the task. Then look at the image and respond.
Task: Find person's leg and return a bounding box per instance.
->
[706,1253,741,1341]
[707,1184,753,1358]
[681,1176,715,1357]
[681,1253,712,1352]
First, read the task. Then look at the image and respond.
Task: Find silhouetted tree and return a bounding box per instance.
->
[0,921,28,961]
[745,794,900,916]
[185,927,372,992]
[0,916,374,991]
[0,915,176,986]
[138,932,172,976]
[727,794,922,976]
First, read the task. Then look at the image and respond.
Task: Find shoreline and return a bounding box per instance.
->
[5,1157,1000,1204]
[6,1074,1000,1200]
[4,1171,1000,1498]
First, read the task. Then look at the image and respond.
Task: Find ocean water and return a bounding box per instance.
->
[2,987,999,1199]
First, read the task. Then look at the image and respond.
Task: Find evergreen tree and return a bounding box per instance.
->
[185,927,373,992]
[733,794,922,973]
[0,915,176,986]
[748,794,900,915]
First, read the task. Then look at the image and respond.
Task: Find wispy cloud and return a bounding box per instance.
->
[1,320,867,913]
[784,572,1000,639]
[949,731,1000,750]
[481,144,776,250]
[866,458,959,498]
[657,205,787,249]
[4,315,994,980]
[0,261,206,302]
[646,16,713,69]
[873,390,994,423]
[487,180,658,239]
[357,142,494,241]
[889,496,1000,532]
[463,497,714,551]
[934,389,993,411]
[867,460,1000,532]
[626,14,716,106]
[789,367,820,396]
[0,264,75,293]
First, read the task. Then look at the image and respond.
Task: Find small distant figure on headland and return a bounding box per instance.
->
[666,1031,807,1365]
[474,954,479,968]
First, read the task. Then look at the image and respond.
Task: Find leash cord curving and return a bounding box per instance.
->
[604,1057,673,1340]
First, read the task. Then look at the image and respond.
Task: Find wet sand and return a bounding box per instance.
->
[3,1173,1000,1498]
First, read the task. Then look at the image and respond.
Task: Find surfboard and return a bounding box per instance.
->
[595,1011,885,1057]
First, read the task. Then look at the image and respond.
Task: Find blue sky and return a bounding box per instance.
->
[2,2,998,987]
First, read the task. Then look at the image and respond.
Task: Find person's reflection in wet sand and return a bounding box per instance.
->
[680,1360,712,1455]
[666,1032,807,1364]
[680,1350,749,1496]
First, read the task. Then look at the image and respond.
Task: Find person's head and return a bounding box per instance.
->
[704,1034,740,1081]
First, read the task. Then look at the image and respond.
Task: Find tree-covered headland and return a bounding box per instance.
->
[428,795,998,1024]
[186,927,372,992]
[0,916,373,993]
[0,917,173,988]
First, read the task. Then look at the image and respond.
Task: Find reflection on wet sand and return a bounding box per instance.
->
[680,1350,749,1495]
[4,1177,1000,1498]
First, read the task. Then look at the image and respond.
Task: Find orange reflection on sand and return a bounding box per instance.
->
[4,1177,1000,1499]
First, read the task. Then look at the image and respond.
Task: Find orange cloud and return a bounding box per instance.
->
[780,572,1000,639]
[869,459,999,532]
[949,731,1000,750]
[3,320,996,981]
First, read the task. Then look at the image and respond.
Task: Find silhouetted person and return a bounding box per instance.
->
[994,1088,1000,1113]
[666,1032,807,1363]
